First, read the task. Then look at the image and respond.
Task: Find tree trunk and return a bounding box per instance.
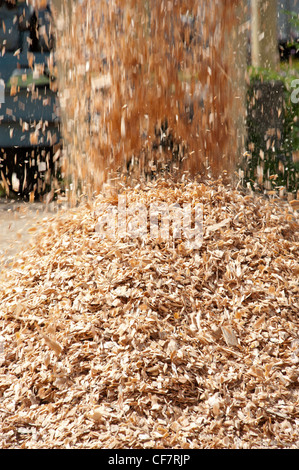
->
[251,0,279,69]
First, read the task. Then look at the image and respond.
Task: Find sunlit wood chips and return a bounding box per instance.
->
[0,178,298,448]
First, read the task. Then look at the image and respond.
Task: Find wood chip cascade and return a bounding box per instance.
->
[56,0,246,194]
[0,178,298,449]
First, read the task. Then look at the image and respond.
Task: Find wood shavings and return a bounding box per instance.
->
[0,178,298,449]
[36,326,63,357]
[206,218,232,235]
[221,325,239,347]
[55,0,246,195]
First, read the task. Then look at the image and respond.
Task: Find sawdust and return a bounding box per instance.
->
[55,0,247,194]
[0,177,298,449]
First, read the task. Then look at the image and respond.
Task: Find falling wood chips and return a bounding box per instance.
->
[0,178,298,449]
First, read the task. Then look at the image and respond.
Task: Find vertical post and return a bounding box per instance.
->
[251,0,279,69]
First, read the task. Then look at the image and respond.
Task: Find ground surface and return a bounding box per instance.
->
[0,199,64,268]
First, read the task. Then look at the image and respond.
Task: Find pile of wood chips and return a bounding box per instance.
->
[0,178,298,449]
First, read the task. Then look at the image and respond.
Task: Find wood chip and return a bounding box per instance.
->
[0,178,298,449]
[221,325,239,347]
[37,326,63,356]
